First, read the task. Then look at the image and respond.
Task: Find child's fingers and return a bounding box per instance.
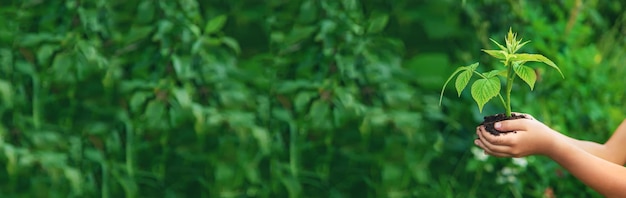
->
[476,126,512,153]
[512,112,535,120]
[474,138,513,157]
[495,119,531,132]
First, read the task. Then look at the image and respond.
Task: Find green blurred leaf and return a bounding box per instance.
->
[172,54,193,79]
[144,100,167,128]
[18,33,62,47]
[130,92,151,113]
[251,126,270,155]
[367,14,389,34]
[294,92,315,114]
[309,100,331,129]
[221,36,240,54]
[136,1,155,23]
[64,167,82,195]
[172,88,192,109]
[36,44,58,65]
[205,15,227,34]
[51,52,75,82]
[0,79,12,108]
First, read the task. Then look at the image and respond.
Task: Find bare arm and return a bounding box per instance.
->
[512,113,626,165]
[475,118,626,197]
[549,137,626,197]
[560,119,626,165]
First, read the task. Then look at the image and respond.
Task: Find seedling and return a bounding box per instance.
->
[439,28,564,134]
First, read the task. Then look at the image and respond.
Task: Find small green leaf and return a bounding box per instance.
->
[172,88,192,109]
[0,79,13,108]
[467,62,479,71]
[455,70,472,96]
[482,49,506,60]
[439,62,479,105]
[489,38,507,51]
[439,67,463,105]
[188,24,201,37]
[367,14,389,34]
[205,15,227,34]
[471,77,501,112]
[294,91,315,114]
[251,127,271,155]
[511,53,564,78]
[144,100,166,128]
[517,40,531,50]
[513,63,537,90]
[221,36,240,54]
[130,92,151,113]
[483,70,503,78]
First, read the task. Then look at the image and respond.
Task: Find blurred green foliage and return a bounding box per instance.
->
[0,0,624,197]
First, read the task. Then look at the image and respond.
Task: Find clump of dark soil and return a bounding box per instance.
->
[480,113,527,136]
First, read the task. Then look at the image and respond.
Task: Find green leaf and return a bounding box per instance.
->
[294,91,315,114]
[517,40,531,50]
[188,24,201,37]
[309,100,331,129]
[144,100,167,128]
[221,36,240,54]
[130,92,151,113]
[511,53,564,78]
[367,14,389,34]
[471,77,501,112]
[0,79,13,108]
[205,15,227,34]
[482,49,506,60]
[172,88,192,109]
[467,62,479,71]
[455,70,472,96]
[439,68,463,105]
[484,70,504,78]
[513,63,537,90]
[489,38,507,51]
[251,126,271,155]
[439,62,479,105]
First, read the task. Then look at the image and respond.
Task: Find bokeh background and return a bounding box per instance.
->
[1,0,625,197]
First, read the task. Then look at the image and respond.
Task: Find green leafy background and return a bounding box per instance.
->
[0,0,624,197]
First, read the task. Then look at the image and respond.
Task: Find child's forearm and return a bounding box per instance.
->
[549,139,626,197]
[563,136,617,163]
[562,119,626,165]
[603,119,626,165]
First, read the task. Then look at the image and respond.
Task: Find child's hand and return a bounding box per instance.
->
[474,116,565,158]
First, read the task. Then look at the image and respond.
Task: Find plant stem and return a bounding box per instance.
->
[505,61,515,117]
[498,94,506,110]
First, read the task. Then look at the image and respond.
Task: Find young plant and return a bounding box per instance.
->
[439,28,564,121]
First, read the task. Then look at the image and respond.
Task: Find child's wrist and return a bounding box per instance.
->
[544,132,574,159]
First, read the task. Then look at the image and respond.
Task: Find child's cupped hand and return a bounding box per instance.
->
[474,115,566,158]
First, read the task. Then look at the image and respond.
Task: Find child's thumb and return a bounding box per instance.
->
[495,119,527,131]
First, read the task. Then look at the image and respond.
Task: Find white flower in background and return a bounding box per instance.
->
[501,167,517,175]
[506,175,516,183]
[471,147,489,161]
[512,157,528,168]
[497,167,520,184]
[496,175,506,184]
